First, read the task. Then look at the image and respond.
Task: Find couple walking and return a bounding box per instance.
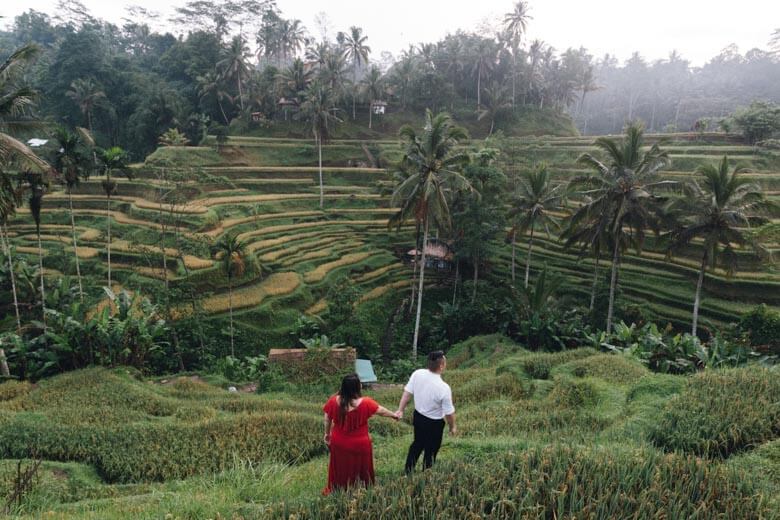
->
[322,350,457,495]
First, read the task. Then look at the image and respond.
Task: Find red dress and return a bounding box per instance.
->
[322,395,379,495]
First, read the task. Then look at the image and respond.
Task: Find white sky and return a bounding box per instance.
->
[2,0,778,66]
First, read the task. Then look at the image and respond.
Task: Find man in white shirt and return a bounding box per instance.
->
[395,350,457,473]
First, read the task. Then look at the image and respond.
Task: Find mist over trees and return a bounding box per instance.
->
[0,1,778,160]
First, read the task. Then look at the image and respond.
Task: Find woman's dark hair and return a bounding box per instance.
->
[338,373,362,424]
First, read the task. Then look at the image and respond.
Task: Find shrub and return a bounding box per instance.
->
[267,446,773,519]
[0,380,33,401]
[447,334,522,369]
[546,377,600,408]
[458,372,534,404]
[553,353,649,384]
[739,304,780,355]
[650,368,780,458]
[505,348,597,379]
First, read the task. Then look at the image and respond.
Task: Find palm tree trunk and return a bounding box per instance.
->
[352,66,357,120]
[106,194,112,287]
[606,238,620,334]
[409,223,421,313]
[511,233,517,285]
[369,104,373,129]
[692,252,707,337]
[452,259,459,305]
[489,118,494,135]
[524,227,534,288]
[36,228,46,328]
[411,217,429,359]
[218,99,229,125]
[511,54,516,108]
[228,275,235,357]
[237,74,244,111]
[589,254,600,312]
[472,254,478,303]
[477,68,481,110]
[317,134,324,209]
[2,223,22,336]
[68,189,84,301]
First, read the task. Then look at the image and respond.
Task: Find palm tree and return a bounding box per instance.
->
[361,66,383,129]
[99,147,131,288]
[66,78,106,133]
[214,232,248,357]
[561,207,610,313]
[477,82,511,135]
[342,26,371,121]
[26,172,46,327]
[503,0,532,107]
[52,127,91,301]
[667,156,772,336]
[296,81,341,209]
[276,58,312,102]
[471,39,496,110]
[390,110,471,358]
[0,43,50,375]
[197,71,232,125]
[570,123,670,333]
[509,164,564,288]
[279,18,306,62]
[218,35,250,111]
[526,39,546,105]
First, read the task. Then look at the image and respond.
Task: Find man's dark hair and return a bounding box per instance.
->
[427,350,445,371]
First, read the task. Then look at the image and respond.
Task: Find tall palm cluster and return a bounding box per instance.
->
[391,113,774,359]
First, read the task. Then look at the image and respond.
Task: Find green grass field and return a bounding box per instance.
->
[0,338,778,518]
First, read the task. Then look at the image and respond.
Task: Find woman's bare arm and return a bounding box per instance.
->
[376,405,400,420]
[323,413,332,443]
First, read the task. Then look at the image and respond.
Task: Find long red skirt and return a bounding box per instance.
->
[323,433,375,495]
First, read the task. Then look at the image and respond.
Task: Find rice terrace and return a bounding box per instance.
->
[1,0,780,518]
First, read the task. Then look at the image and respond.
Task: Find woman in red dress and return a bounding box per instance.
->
[322,373,399,495]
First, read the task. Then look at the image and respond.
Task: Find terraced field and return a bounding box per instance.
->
[6,133,779,349]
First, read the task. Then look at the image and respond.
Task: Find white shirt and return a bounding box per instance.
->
[404,369,455,420]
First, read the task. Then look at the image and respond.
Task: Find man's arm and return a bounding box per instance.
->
[395,390,412,419]
[445,413,457,435]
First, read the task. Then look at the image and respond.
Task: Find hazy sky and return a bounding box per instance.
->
[2,0,778,65]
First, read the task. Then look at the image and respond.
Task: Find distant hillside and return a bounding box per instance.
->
[231,106,579,141]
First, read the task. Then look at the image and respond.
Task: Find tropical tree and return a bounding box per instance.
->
[276,58,312,102]
[503,0,532,107]
[508,163,564,287]
[561,206,609,313]
[569,123,670,333]
[361,65,383,129]
[52,127,92,301]
[197,71,232,125]
[390,110,471,358]
[26,172,47,327]
[0,43,50,374]
[278,18,306,62]
[471,38,496,110]
[477,82,511,135]
[296,81,341,209]
[218,35,250,111]
[342,26,371,120]
[98,147,131,288]
[66,78,106,133]
[667,156,773,336]
[213,232,248,356]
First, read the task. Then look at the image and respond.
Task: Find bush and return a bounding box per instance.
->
[553,353,650,384]
[267,446,773,519]
[0,380,32,401]
[650,368,780,458]
[458,372,534,404]
[504,348,597,379]
[446,334,522,369]
[739,304,780,355]
[546,377,600,408]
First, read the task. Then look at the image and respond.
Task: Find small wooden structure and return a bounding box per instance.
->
[370,100,387,115]
[277,97,298,121]
[404,238,455,271]
[251,112,264,122]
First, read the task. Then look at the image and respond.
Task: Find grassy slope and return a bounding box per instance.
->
[0,338,778,518]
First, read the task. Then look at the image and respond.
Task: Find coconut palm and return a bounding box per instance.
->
[341,26,371,120]
[25,172,47,327]
[66,78,106,133]
[296,81,341,209]
[503,0,532,107]
[197,71,232,125]
[570,123,670,333]
[390,110,471,358]
[667,156,773,336]
[471,39,496,110]
[361,66,383,129]
[213,232,248,356]
[276,58,312,102]
[561,206,610,313]
[98,146,131,288]
[52,127,92,301]
[508,163,564,288]
[279,18,306,62]
[218,35,250,111]
[477,82,511,135]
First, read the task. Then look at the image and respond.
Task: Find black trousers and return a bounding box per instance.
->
[405,410,445,473]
